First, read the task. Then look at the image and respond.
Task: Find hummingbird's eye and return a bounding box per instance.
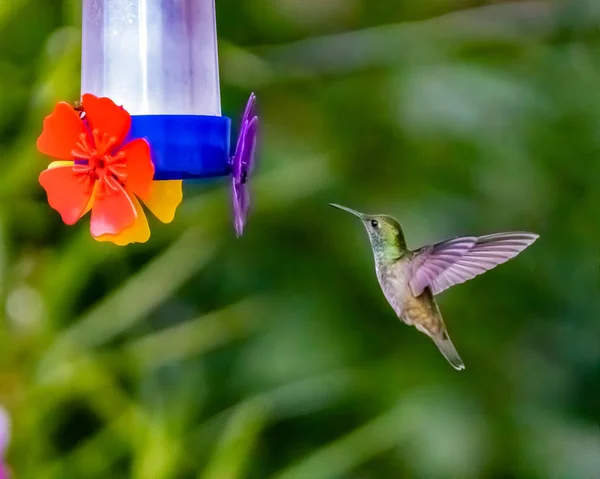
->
[370,219,379,228]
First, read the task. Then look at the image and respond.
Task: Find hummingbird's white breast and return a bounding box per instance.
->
[375,259,414,325]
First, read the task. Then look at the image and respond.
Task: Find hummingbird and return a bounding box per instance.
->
[330,204,538,371]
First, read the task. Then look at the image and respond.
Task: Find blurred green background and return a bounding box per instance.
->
[1,0,599,477]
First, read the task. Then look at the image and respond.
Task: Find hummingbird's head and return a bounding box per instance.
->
[329,204,407,260]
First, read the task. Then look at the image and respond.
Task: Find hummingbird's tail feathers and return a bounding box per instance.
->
[432,332,465,371]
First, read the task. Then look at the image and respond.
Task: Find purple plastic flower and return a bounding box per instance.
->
[0,406,10,479]
[231,93,258,237]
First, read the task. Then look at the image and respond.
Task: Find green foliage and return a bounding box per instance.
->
[1,0,599,477]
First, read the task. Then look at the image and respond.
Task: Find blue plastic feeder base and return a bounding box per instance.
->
[128,115,232,181]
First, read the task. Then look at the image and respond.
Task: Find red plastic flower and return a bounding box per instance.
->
[37,94,182,245]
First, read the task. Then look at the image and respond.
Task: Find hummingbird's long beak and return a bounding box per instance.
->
[329,203,365,219]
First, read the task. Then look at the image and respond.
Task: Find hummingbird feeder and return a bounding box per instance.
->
[37,0,258,245]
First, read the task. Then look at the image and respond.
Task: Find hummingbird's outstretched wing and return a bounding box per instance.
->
[409,232,538,296]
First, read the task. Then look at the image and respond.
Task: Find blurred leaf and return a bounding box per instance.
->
[271,403,406,479]
[125,298,269,370]
[201,400,267,479]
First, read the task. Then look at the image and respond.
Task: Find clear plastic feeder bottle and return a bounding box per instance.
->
[81,0,230,179]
